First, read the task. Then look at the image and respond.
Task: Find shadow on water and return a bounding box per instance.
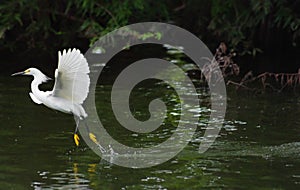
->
[1,45,300,189]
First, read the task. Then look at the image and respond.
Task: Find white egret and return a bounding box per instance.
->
[12,48,98,146]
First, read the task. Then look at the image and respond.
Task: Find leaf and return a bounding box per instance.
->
[155,32,162,40]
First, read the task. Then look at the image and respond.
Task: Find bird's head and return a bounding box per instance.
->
[11,68,39,76]
[11,68,52,82]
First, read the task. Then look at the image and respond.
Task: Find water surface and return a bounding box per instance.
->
[1,72,300,189]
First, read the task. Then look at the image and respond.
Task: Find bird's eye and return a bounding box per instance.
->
[25,69,30,73]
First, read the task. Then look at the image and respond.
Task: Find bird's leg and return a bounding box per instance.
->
[84,121,95,143]
[84,120,106,153]
[73,117,80,146]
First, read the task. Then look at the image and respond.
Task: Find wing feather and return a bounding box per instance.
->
[52,48,90,104]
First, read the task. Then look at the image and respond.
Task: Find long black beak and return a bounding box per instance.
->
[11,71,25,76]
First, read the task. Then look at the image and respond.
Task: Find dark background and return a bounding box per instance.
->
[1,0,299,75]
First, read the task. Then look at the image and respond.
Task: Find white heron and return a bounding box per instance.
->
[12,48,98,146]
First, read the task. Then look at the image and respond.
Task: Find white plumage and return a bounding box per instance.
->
[52,49,90,105]
[11,48,92,146]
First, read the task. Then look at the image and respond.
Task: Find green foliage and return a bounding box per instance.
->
[0,0,299,56]
[0,0,169,52]
[208,0,300,55]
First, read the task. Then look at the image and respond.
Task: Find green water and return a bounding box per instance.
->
[1,72,300,189]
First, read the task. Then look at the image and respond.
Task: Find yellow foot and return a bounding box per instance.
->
[74,134,80,146]
[89,133,98,144]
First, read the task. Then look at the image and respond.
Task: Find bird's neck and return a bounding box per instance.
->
[31,77,43,95]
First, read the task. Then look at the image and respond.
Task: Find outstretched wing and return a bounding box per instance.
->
[52,48,90,104]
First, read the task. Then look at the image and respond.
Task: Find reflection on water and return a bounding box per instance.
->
[2,42,300,189]
[1,73,300,189]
